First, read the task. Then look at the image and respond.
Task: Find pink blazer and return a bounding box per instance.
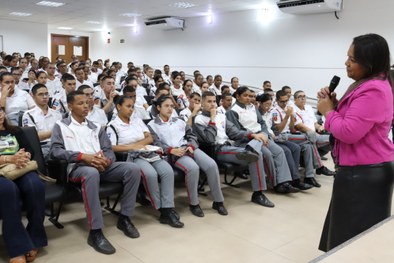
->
[325,78,394,166]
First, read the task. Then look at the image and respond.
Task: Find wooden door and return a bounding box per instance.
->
[51,34,89,63]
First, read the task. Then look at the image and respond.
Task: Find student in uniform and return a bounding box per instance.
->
[51,73,76,116]
[22,84,62,159]
[50,90,141,255]
[226,87,299,194]
[77,85,108,126]
[179,92,201,126]
[0,72,35,126]
[107,95,184,228]
[194,92,275,207]
[148,95,228,217]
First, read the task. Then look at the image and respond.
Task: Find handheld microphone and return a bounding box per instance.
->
[328,75,341,93]
[317,75,341,115]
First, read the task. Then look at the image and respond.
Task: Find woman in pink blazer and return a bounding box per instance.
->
[317,33,394,252]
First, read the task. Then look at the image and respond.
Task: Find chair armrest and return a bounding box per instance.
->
[198,142,216,160]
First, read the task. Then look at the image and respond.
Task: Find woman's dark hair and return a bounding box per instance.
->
[35,70,47,79]
[183,79,192,88]
[233,86,250,98]
[154,95,173,108]
[352,33,391,80]
[114,95,134,107]
[256,93,273,103]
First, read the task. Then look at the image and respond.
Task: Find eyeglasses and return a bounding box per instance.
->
[296,95,306,99]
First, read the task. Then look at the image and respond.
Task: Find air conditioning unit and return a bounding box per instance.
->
[277,0,343,15]
[144,16,184,30]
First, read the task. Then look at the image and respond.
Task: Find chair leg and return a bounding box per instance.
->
[198,174,208,196]
[224,169,239,187]
[48,202,64,229]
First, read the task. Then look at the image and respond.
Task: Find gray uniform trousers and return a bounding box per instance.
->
[69,162,140,230]
[217,145,267,191]
[276,141,301,180]
[134,158,175,210]
[172,148,224,205]
[280,133,321,178]
[240,139,292,186]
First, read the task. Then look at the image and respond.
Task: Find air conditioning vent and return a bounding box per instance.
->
[144,16,184,30]
[277,0,343,15]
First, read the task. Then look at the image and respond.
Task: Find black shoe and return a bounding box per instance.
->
[251,192,275,208]
[159,209,184,228]
[212,202,228,215]
[170,208,180,220]
[235,150,259,162]
[275,182,300,194]
[117,216,140,238]
[292,180,313,191]
[137,192,152,206]
[316,166,335,176]
[189,204,205,217]
[304,177,321,188]
[87,230,116,255]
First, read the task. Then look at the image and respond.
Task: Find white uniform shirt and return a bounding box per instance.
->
[271,105,293,133]
[68,117,97,154]
[148,117,188,148]
[209,85,222,96]
[22,106,62,142]
[2,88,35,125]
[294,104,317,130]
[261,110,275,136]
[179,107,192,122]
[231,103,261,133]
[46,77,62,98]
[51,89,69,114]
[87,106,108,127]
[107,116,148,145]
[171,86,185,97]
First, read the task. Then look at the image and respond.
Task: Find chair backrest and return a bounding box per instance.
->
[19,127,47,175]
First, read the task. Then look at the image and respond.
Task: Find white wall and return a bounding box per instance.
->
[90,0,394,97]
[0,19,48,57]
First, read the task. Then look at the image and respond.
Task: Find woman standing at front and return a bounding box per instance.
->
[318,33,394,251]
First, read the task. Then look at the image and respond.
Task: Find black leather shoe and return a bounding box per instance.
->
[212,202,228,215]
[189,204,205,217]
[160,209,184,228]
[316,166,335,176]
[304,177,321,188]
[292,180,313,191]
[87,230,116,255]
[251,192,275,208]
[117,216,140,238]
[235,150,259,162]
[170,208,180,220]
[275,182,300,194]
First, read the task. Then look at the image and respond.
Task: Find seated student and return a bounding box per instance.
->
[170,71,185,99]
[77,85,108,126]
[147,83,179,119]
[209,75,222,96]
[44,63,62,97]
[217,93,234,114]
[22,84,62,159]
[50,90,141,255]
[51,73,76,116]
[179,92,201,126]
[226,87,299,194]
[177,79,193,110]
[148,95,228,217]
[194,92,275,207]
[98,76,118,118]
[107,95,184,228]
[0,72,35,126]
[292,90,335,176]
[75,67,93,89]
[0,109,47,263]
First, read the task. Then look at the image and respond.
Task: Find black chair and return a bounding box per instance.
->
[19,127,68,229]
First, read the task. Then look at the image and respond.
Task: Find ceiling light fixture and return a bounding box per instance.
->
[86,21,101,24]
[36,1,65,7]
[57,26,73,30]
[169,2,196,9]
[9,12,32,17]
[120,13,141,17]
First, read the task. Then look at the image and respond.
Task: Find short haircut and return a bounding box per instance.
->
[156,85,169,95]
[293,90,305,99]
[281,85,291,92]
[202,91,216,100]
[221,85,230,93]
[61,73,76,82]
[221,93,233,100]
[256,93,273,103]
[263,80,271,86]
[276,90,287,100]
[67,90,85,104]
[31,83,47,95]
[122,85,136,94]
[189,92,201,99]
[77,85,92,92]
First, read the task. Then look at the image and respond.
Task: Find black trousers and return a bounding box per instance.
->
[0,172,48,258]
[319,161,394,252]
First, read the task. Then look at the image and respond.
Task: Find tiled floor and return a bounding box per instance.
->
[0,158,374,263]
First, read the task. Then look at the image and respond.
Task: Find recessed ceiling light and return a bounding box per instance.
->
[57,26,73,30]
[120,13,141,17]
[9,12,32,16]
[169,2,196,9]
[36,1,65,7]
[86,21,101,24]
